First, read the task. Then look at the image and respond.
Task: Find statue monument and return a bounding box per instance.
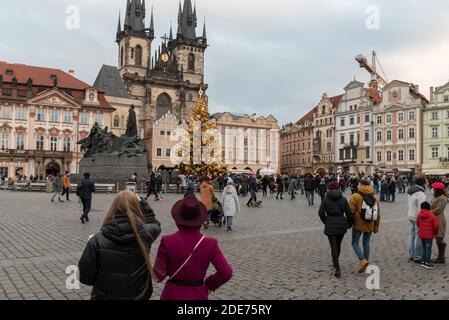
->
[76,105,150,183]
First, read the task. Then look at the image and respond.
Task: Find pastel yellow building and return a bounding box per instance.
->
[422,82,449,175]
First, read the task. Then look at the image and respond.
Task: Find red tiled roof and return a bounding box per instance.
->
[296,107,316,125]
[0,61,93,90]
[329,94,343,108]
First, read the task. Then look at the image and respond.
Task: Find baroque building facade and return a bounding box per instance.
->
[372,80,428,174]
[280,123,301,175]
[422,82,449,175]
[312,93,342,175]
[0,61,114,178]
[334,80,376,174]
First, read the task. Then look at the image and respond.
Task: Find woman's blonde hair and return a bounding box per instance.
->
[103,191,156,280]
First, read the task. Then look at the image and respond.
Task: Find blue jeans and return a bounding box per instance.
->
[226,216,233,226]
[352,230,372,261]
[81,198,92,218]
[390,191,396,202]
[409,220,422,261]
[421,239,433,263]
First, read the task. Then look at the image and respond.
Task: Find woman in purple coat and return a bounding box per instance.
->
[154,194,233,300]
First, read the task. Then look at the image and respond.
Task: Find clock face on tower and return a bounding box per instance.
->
[161,53,169,63]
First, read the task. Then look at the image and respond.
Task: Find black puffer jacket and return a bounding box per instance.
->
[304,177,315,191]
[318,191,353,236]
[78,199,161,300]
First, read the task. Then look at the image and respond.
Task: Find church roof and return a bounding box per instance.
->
[93,65,130,98]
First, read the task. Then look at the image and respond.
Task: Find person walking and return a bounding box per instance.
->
[51,173,64,203]
[304,174,315,206]
[319,182,354,278]
[262,175,270,198]
[417,201,440,269]
[318,178,327,201]
[222,180,240,232]
[246,174,258,207]
[389,177,397,202]
[288,176,297,200]
[430,182,447,264]
[349,180,381,273]
[153,195,233,300]
[407,177,427,263]
[275,175,284,200]
[78,191,161,300]
[156,174,164,200]
[77,172,96,224]
[200,177,215,229]
[145,173,159,201]
[62,171,71,201]
[180,174,187,194]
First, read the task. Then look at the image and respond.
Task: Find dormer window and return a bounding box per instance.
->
[5,69,13,76]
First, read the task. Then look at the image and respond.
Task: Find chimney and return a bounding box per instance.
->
[430,87,434,103]
[68,70,75,76]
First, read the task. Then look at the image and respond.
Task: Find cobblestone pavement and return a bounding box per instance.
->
[0,189,448,300]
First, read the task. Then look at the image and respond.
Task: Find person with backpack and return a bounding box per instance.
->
[417,202,440,269]
[78,191,161,299]
[153,194,233,300]
[319,182,353,278]
[349,179,381,273]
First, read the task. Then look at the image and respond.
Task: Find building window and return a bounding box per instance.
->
[339,149,344,160]
[63,111,72,123]
[156,148,162,157]
[36,136,44,151]
[432,112,439,120]
[409,149,415,161]
[0,167,8,178]
[327,142,331,152]
[16,134,25,150]
[377,151,382,162]
[409,128,415,139]
[188,53,195,71]
[0,133,10,150]
[50,137,58,151]
[63,137,71,152]
[340,118,345,127]
[166,131,171,136]
[432,127,439,139]
[345,149,351,160]
[350,117,354,125]
[409,111,415,120]
[120,46,124,67]
[16,107,27,120]
[377,116,382,124]
[80,112,89,125]
[350,133,354,145]
[386,130,392,140]
[445,95,449,102]
[364,131,369,142]
[36,108,45,121]
[160,130,165,136]
[1,106,12,119]
[366,147,370,159]
[447,126,449,137]
[135,45,142,66]
[131,48,134,59]
[365,114,370,123]
[386,114,392,123]
[165,148,171,157]
[340,134,345,144]
[50,110,58,123]
[386,151,392,162]
[398,112,404,122]
[94,113,103,126]
[113,115,120,127]
[398,129,404,140]
[356,115,360,124]
[398,150,404,161]
[431,147,439,159]
[376,131,382,141]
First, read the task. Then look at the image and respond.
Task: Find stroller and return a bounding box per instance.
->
[209,197,225,227]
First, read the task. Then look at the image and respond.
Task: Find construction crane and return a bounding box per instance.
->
[356,51,388,87]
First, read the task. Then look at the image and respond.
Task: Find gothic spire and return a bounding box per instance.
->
[124,0,145,33]
[193,2,197,27]
[117,11,122,36]
[142,0,146,18]
[202,18,207,39]
[125,0,131,26]
[149,6,154,37]
[169,21,173,41]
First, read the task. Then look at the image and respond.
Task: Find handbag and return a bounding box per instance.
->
[169,235,206,281]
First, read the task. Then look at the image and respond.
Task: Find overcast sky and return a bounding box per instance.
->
[1,0,449,124]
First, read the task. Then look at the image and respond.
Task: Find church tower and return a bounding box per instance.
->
[116,0,154,80]
[169,0,208,87]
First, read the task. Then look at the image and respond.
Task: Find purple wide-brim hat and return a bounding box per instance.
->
[171,194,208,227]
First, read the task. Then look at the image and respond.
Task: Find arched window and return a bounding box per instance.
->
[113,115,120,128]
[156,93,173,120]
[188,53,195,71]
[131,48,134,59]
[120,47,124,67]
[135,45,142,66]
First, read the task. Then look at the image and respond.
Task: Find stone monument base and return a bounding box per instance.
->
[73,152,150,184]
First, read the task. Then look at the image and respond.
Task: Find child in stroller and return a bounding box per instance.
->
[209,197,225,227]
